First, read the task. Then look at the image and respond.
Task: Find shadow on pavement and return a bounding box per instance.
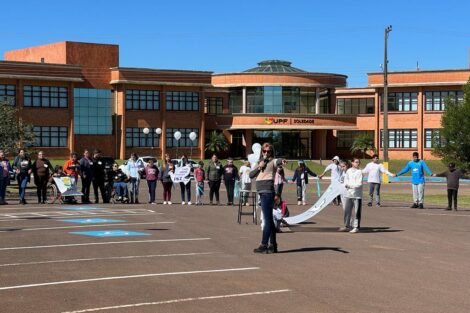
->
[278,246,349,254]
[145,228,170,231]
[286,226,403,233]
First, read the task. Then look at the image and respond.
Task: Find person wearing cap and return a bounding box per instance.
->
[362,154,396,207]
[434,163,469,211]
[319,156,342,205]
[396,152,433,209]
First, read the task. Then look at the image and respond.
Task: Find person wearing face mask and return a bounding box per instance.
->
[206,154,223,205]
[32,151,53,204]
[13,149,32,205]
[0,150,13,205]
[250,143,287,254]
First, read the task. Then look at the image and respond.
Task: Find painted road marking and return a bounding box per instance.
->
[61,206,103,210]
[61,289,291,313]
[61,218,126,224]
[0,238,211,251]
[0,267,260,291]
[417,212,470,217]
[0,252,220,267]
[0,222,174,233]
[0,209,162,221]
[69,230,151,237]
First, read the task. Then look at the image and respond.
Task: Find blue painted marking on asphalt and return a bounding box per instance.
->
[69,230,151,237]
[61,206,104,210]
[61,218,125,224]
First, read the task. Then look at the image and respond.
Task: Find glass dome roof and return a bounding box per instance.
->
[243,60,306,73]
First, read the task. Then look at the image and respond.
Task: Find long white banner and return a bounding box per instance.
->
[284,180,346,225]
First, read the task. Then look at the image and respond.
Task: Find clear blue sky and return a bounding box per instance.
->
[1,0,469,87]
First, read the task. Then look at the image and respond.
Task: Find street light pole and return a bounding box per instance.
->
[383,25,392,162]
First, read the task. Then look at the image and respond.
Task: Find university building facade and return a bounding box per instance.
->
[1,41,468,160]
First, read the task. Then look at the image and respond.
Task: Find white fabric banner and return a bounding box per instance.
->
[170,166,192,185]
[284,180,346,225]
[53,177,83,196]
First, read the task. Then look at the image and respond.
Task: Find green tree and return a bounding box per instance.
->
[350,132,375,159]
[433,79,470,170]
[205,130,229,155]
[0,101,35,153]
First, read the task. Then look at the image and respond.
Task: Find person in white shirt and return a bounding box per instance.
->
[319,156,342,205]
[362,154,395,207]
[340,158,363,233]
[238,159,252,206]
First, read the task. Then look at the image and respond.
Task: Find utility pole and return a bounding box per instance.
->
[383,25,392,162]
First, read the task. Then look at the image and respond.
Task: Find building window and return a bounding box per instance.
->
[166,91,199,111]
[206,97,223,114]
[126,127,160,148]
[166,128,199,148]
[74,88,113,135]
[336,98,374,115]
[229,89,242,113]
[0,84,16,106]
[24,85,68,108]
[380,129,417,148]
[33,126,68,147]
[424,129,444,148]
[381,92,417,112]
[336,131,374,149]
[126,89,160,110]
[425,91,464,111]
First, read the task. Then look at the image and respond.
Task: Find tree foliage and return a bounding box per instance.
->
[433,79,470,170]
[350,132,375,159]
[0,101,35,153]
[205,130,229,154]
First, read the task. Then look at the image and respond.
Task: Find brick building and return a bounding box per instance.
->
[1,41,468,160]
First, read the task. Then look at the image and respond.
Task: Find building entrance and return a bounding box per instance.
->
[253,130,311,159]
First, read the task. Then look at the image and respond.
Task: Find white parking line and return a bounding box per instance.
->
[0,212,163,222]
[61,289,290,313]
[0,221,175,233]
[417,212,470,217]
[0,267,260,291]
[0,238,211,251]
[0,252,220,267]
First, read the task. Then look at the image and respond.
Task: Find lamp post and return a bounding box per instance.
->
[174,131,182,159]
[143,127,150,148]
[155,127,162,151]
[189,131,197,159]
[383,25,392,162]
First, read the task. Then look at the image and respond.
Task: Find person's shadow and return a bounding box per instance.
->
[278,247,349,254]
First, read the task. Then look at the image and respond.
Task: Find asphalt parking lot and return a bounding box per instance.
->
[1,182,470,313]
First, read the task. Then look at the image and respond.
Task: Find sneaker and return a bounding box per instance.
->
[163,201,167,205]
[445,207,452,211]
[297,201,301,205]
[302,202,307,206]
[253,245,269,254]
[188,201,192,205]
[367,202,372,207]
[350,228,359,233]
[410,203,419,208]
[168,201,172,205]
[123,197,128,202]
[338,227,351,232]
[418,203,424,209]
[454,207,458,211]
[151,202,156,205]
[117,196,122,201]
[376,203,381,207]
[182,201,186,205]
[268,244,278,253]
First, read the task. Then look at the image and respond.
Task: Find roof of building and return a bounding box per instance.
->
[243,60,307,73]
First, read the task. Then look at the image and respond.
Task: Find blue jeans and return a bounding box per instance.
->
[147,180,156,203]
[129,177,139,197]
[260,192,276,246]
[114,182,128,198]
[17,173,29,200]
[0,177,7,201]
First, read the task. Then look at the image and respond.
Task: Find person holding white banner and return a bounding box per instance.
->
[341,158,363,233]
[178,155,193,205]
[251,143,287,254]
[319,156,342,206]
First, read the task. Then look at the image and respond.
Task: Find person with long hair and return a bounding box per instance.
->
[32,151,53,204]
[206,154,223,205]
[0,150,13,205]
[13,149,32,205]
[292,161,317,205]
[127,153,144,204]
[250,143,287,254]
[160,161,174,205]
[341,158,363,233]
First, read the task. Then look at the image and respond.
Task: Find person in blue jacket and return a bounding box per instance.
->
[396,152,433,209]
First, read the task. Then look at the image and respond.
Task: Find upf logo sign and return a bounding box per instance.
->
[264,118,288,125]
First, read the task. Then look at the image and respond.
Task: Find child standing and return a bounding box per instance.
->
[341,158,363,233]
[194,161,205,205]
[292,161,317,205]
[160,162,174,205]
[274,165,287,197]
[239,159,252,206]
[434,163,468,211]
[144,159,159,204]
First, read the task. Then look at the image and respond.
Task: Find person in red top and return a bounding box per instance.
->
[194,161,205,205]
[63,152,80,179]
